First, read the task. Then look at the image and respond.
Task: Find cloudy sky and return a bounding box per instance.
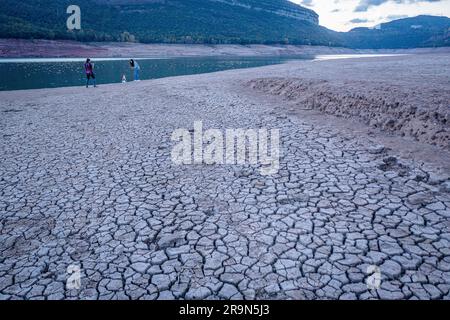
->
[290,0,450,31]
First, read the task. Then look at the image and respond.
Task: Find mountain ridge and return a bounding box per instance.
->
[0,1,449,49]
[344,15,450,48]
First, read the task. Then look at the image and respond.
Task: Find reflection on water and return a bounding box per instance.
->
[313,54,403,61]
[0,56,312,91]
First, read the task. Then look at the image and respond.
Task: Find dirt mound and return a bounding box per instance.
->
[248,77,450,150]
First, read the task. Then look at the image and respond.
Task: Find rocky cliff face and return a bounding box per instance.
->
[96,0,318,24]
[211,0,319,24]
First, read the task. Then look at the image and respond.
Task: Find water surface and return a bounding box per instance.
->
[0,56,312,91]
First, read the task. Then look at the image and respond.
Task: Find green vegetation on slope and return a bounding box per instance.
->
[0,0,339,45]
[1,1,449,48]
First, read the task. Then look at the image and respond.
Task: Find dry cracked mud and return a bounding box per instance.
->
[0,55,449,300]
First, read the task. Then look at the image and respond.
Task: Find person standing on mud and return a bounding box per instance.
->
[84,58,96,88]
[129,59,141,81]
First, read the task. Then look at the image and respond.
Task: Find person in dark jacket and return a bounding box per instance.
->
[84,58,96,88]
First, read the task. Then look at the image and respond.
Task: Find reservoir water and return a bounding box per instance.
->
[0,56,313,91]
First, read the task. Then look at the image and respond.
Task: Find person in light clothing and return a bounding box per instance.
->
[129,59,141,81]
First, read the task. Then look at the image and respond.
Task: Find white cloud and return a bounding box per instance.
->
[291,0,450,31]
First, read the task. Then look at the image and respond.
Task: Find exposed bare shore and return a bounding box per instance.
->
[1,54,450,300]
[2,38,450,58]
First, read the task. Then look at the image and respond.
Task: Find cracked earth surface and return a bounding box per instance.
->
[1,60,450,300]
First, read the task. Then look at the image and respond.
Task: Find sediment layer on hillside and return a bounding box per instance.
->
[2,39,450,58]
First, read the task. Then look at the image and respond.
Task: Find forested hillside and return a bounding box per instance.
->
[0,0,338,45]
[1,1,448,48]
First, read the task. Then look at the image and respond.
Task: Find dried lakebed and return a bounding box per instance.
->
[0,54,449,300]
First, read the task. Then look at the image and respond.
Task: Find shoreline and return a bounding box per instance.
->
[1,38,450,58]
[0,53,404,63]
[0,53,402,92]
